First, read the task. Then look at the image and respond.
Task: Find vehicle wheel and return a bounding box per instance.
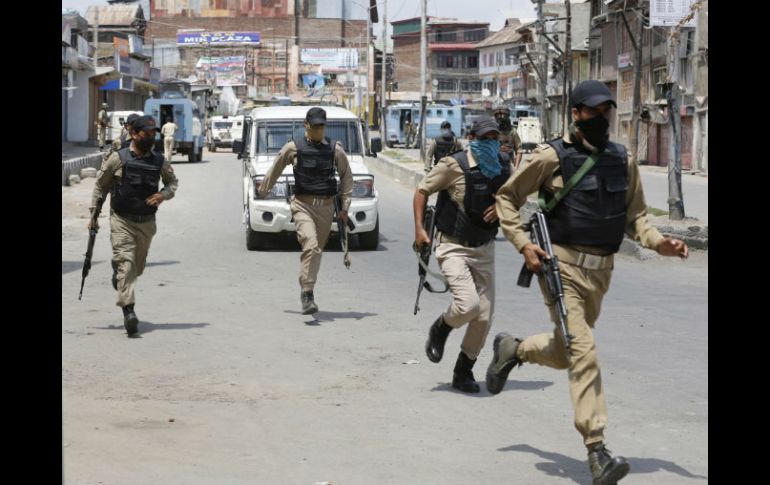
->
[210,144,216,152]
[245,212,266,250]
[188,150,197,163]
[358,217,379,250]
[386,141,394,149]
[197,146,203,162]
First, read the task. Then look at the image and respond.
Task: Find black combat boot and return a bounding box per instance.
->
[122,304,139,336]
[486,332,523,395]
[588,442,630,485]
[451,351,480,393]
[301,291,319,315]
[425,315,453,363]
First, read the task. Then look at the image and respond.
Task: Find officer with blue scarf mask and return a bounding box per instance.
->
[413,116,514,393]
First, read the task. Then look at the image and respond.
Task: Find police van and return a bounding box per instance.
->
[234,106,382,250]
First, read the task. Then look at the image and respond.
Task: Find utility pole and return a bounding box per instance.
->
[663,0,703,220]
[365,6,371,127]
[621,5,645,165]
[93,8,99,73]
[285,39,289,96]
[535,0,549,141]
[563,0,572,136]
[381,0,388,138]
[419,0,427,163]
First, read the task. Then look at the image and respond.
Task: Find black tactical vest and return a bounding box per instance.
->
[435,151,511,246]
[111,147,165,216]
[544,138,630,253]
[293,137,338,196]
[432,134,457,165]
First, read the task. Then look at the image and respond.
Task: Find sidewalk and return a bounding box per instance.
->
[62,141,104,186]
[366,150,707,256]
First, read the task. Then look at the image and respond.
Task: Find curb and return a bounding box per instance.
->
[62,153,103,186]
[365,153,425,188]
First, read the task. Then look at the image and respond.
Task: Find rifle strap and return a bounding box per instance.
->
[413,247,450,293]
[538,153,600,212]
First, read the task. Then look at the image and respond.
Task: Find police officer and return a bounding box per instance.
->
[89,115,179,336]
[424,121,464,173]
[257,107,353,315]
[161,119,178,162]
[108,113,140,153]
[493,105,523,167]
[96,102,110,150]
[485,80,688,484]
[414,115,514,393]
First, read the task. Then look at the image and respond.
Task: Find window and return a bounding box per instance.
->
[436,30,457,42]
[496,51,503,66]
[447,110,454,117]
[505,52,512,65]
[259,53,272,67]
[436,109,443,116]
[276,53,287,68]
[256,120,361,154]
[464,29,484,42]
[465,55,478,68]
[438,79,456,91]
[437,54,453,68]
[213,122,233,129]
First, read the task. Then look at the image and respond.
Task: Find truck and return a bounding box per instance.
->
[144,79,208,162]
[516,116,544,153]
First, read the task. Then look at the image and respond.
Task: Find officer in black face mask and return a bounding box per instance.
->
[89,115,179,336]
[486,80,688,484]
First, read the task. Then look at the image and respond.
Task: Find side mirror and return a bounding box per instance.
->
[233,140,244,155]
[370,137,382,154]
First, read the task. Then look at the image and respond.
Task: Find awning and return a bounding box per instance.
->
[99,79,121,91]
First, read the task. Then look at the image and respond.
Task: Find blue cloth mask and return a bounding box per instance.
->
[469,139,502,178]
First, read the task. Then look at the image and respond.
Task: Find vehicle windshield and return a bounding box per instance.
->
[255,120,362,154]
[214,122,233,129]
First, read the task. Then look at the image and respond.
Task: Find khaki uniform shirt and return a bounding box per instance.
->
[499,127,522,153]
[495,134,664,256]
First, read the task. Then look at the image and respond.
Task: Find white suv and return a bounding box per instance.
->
[237,106,381,250]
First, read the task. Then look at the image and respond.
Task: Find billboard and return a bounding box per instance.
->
[113,37,131,75]
[650,0,698,27]
[177,32,261,45]
[196,56,247,86]
[300,48,359,72]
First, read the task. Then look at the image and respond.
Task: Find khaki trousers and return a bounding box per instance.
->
[290,194,335,292]
[110,213,157,307]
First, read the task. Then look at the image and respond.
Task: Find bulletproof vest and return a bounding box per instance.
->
[293,137,338,196]
[432,134,457,165]
[110,147,165,216]
[544,138,630,253]
[435,151,511,246]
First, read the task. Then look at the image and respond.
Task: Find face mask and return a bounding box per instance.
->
[470,139,502,179]
[134,134,155,152]
[496,116,512,131]
[307,125,325,142]
[574,115,610,151]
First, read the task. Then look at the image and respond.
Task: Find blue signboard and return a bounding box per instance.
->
[177,32,261,45]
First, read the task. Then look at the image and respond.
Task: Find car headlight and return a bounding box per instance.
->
[352,179,374,198]
[253,178,288,200]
